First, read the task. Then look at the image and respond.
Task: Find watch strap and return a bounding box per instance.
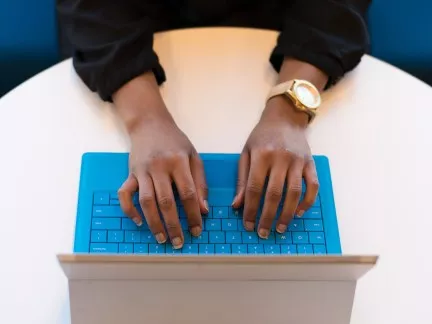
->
[266,80,294,102]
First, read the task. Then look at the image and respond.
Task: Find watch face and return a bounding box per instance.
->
[293,81,321,109]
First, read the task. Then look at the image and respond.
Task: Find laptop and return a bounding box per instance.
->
[57,152,378,324]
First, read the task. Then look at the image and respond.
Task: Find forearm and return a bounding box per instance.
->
[113,72,172,134]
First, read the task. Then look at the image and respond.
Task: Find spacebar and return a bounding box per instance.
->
[207,188,236,206]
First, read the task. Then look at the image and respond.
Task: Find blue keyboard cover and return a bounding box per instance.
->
[74,153,342,255]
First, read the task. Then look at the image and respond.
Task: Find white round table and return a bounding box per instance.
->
[0,28,431,324]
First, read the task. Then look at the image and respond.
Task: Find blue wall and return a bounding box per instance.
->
[0,0,60,96]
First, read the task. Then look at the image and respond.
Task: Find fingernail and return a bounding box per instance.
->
[204,200,209,213]
[276,224,287,233]
[190,226,202,237]
[231,194,238,207]
[155,233,167,244]
[244,221,254,231]
[172,237,183,249]
[297,210,305,218]
[258,228,269,239]
[133,217,143,226]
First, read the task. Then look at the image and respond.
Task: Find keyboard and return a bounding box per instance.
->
[90,189,327,255]
[74,152,341,255]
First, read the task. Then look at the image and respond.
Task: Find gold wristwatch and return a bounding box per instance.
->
[266,79,321,123]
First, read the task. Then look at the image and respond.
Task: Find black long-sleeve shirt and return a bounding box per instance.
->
[57,0,371,101]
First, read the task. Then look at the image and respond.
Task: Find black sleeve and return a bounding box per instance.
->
[57,0,166,101]
[270,0,371,88]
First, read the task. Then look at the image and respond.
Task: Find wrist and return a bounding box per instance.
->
[262,96,309,128]
[113,72,173,134]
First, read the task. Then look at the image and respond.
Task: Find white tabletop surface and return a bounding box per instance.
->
[0,28,431,323]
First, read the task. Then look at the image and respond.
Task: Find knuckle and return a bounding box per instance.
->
[198,183,209,196]
[309,178,320,191]
[179,186,197,201]
[289,181,303,196]
[246,181,263,194]
[266,186,283,201]
[157,196,174,210]
[139,194,155,209]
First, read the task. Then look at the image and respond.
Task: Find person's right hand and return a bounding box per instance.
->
[113,72,208,249]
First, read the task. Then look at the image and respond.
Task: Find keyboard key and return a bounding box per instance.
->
[141,231,157,243]
[304,220,323,231]
[90,243,118,253]
[232,244,247,254]
[209,231,225,244]
[226,232,242,244]
[275,232,292,244]
[119,243,133,254]
[242,232,259,244]
[309,232,325,244]
[94,192,110,205]
[125,231,140,243]
[93,206,125,217]
[192,231,209,244]
[222,219,238,231]
[183,231,192,244]
[110,192,119,200]
[182,244,199,254]
[121,218,140,230]
[178,206,187,218]
[166,245,182,254]
[298,244,313,255]
[199,244,215,254]
[259,232,275,244]
[215,244,231,254]
[248,244,264,254]
[292,232,309,244]
[264,244,281,254]
[302,207,322,219]
[108,231,124,243]
[213,207,228,218]
[229,208,242,218]
[313,195,321,207]
[205,219,221,231]
[313,245,327,254]
[149,244,165,254]
[110,199,120,205]
[288,219,304,231]
[91,230,107,242]
[92,218,121,230]
[179,218,189,230]
[237,220,248,231]
[134,244,148,254]
[280,244,297,254]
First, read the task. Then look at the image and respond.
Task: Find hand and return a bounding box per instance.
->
[232,96,319,238]
[113,73,208,249]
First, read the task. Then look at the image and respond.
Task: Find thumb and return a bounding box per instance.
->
[190,153,209,214]
[232,150,250,208]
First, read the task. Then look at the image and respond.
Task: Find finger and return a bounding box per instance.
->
[232,150,250,208]
[243,152,268,231]
[174,157,202,237]
[277,159,304,233]
[152,173,184,249]
[258,159,288,238]
[296,159,319,216]
[190,152,209,215]
[118,175,143,226]
[137,173,167,244]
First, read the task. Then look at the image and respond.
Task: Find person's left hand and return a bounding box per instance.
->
[232,96,319,238]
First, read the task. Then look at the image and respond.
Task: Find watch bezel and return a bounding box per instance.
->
[288,79,321,110]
